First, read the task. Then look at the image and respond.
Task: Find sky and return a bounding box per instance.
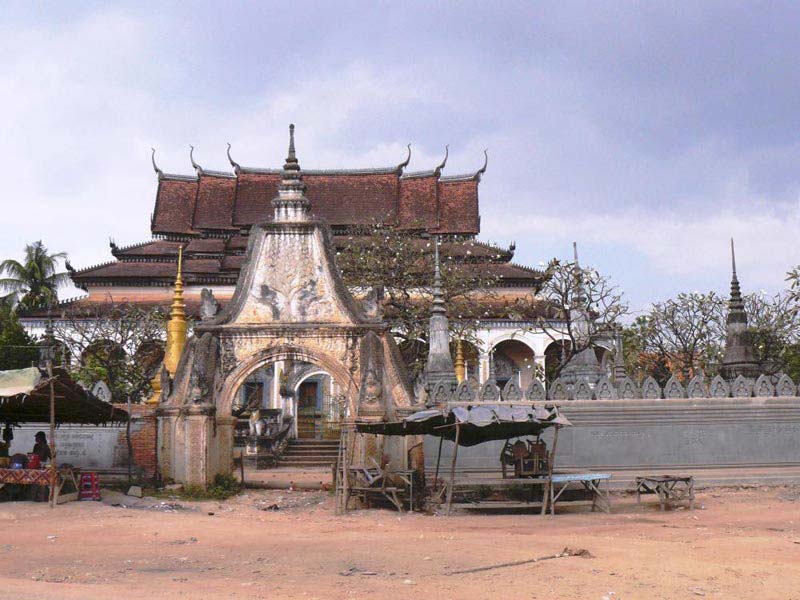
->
[1,1,799,316]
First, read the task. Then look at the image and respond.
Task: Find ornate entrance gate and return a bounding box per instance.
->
[157,126,418,485]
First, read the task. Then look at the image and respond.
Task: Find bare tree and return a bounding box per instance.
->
[53,301,166,403]
[510,257,627,380]
[787,266,800,306]
[743,291,800,375]
[335,222,500,379]
[634,292,725,382]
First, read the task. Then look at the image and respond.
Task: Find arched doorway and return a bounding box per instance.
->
[491,339,537,389]
[229,357,348,446]
[544,339,570,383]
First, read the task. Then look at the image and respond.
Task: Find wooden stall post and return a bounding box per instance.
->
[47,361,56,508]
[542,424,560,516]
[432,436,443,491]
[445,424,461,516]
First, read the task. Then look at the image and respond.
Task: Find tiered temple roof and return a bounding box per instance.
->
[53,145,547,319]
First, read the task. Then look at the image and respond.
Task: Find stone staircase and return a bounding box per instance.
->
[277,438,340,468]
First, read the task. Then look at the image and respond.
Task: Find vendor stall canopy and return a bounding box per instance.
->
[0,367,127,425]
[356,405,570,446]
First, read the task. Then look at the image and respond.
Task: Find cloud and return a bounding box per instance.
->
[1,3,799,310]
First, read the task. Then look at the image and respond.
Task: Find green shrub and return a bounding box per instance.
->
[181,474,241,501]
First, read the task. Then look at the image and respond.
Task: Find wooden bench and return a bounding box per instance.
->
[635,475,694,510]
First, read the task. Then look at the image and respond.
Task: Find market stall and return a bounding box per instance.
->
[354,404,577,514]
[0,367,127,506]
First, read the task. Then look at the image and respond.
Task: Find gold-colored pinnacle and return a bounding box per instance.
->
[164,246,187,377]
[455,338,465,383]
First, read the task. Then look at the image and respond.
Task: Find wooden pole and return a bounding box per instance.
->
[432,436,444,491]
[47,361,56,508]
[445,424,461,516]
[543,425,560,516]
[126,395,133,486]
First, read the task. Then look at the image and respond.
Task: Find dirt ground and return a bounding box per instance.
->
[0,486,798,600]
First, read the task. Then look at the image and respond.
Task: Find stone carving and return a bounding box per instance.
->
[616,376,639,400]
[525,379,546,402]
[776,373,796,397]
[199,288,220,321]
[91,381,112,402]
[663,376,685,399]
[594,376,618,400]
[709,375,730,398]
[641,376,661,400]
[360,286,384,320]
[573,379,593,400]
[218,337,237,376]
[754,374,774,397]
[431,381,451,406]
[548,378,570,401]
[731,374,753,398]
[455,380,476,402]
[687,375,709,399]
[159,365,171,401]
[478,380,501,402]
[191,332,220,403]
[502,380,523,402]
[358,332,384,410]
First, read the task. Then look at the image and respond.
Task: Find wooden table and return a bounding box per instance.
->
[549,473,612,514]
[444,476,551,515]
[635,475,694,510]
[0,467,80,505]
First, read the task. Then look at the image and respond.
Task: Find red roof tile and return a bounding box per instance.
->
[155,166,480,235]
[193,174,236,230]
[151,178,198,234]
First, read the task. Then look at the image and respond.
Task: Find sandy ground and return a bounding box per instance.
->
[0,486,798,600]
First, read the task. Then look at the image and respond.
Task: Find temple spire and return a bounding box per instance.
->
[721,238,758,379]
[424,236,456,402]
[164,246,188,377]
[272,124,310,222]
[613,325,627,382]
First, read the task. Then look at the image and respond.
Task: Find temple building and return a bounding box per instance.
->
[21,131,584,424]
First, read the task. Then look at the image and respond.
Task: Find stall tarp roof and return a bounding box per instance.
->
[356,404,570,446]
[0,367,128,425]
[0,367,42,397]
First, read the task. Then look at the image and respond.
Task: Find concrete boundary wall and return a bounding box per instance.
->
[424,397,800,486]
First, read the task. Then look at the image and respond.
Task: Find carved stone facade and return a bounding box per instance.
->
[157,127,416,485]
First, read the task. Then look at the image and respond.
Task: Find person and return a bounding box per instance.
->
[31,432,51,502]
[32,431,51,464]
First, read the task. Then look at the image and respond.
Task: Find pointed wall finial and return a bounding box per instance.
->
[151,148,164,179]
[189,145,202,174]
[424,234,456,398]
[435,145,449,176]
[273,124,309,222]
[287,123,296,161]
[474,149,488,181]
[226,142,241,173]
[433,235,442,283]
[396,144,411,173]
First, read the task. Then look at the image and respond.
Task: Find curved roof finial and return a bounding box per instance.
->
[150,147,164,179]
[396,144,411,173]
[435,145,449,176]
[226,142,240,174]
[474,149,488,181]
[189,145,202,175]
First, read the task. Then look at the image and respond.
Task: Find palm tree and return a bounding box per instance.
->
[0,241,71,310]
